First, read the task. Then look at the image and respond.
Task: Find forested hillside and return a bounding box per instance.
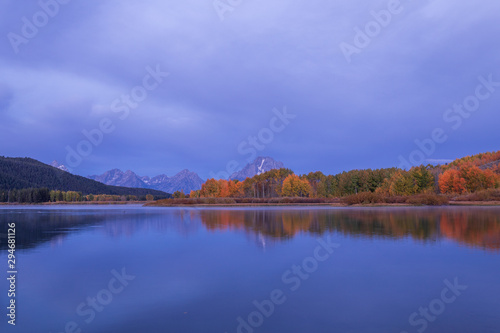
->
[445,151,500,170]
[0,157,169,198]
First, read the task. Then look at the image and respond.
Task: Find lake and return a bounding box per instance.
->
[1,205,499,333]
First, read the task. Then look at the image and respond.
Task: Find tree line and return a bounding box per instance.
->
[0,188,155,203]
[191,150,500,199]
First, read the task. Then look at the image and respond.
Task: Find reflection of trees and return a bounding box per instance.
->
[201,210,316,240]
[198,209,442,242]
[198,208,500,252]
[440,210,500,251]
[323,210,440,242]
[2,208,499,253]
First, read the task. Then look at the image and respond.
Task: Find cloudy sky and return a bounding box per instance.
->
[1,0,499,179]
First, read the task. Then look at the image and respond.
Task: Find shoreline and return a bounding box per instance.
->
[0,201,150,206]
[145,201,500,208]
[448,201,500,206]
[2,201,500,208]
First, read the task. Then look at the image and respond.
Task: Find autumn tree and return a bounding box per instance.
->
[388,171,417,196]
[459,165,498,192]
[439,169,466,194]
[218,180,230,198]
[410,166,435,193]
[239,168,294,198]
[439,165,498,194]
[281,174,311,197]
[200,178,220,197]
[305,171,328,198]
[323,175,339,197]
[189,190,200,198]
[173,190,186,199]
[228,180,244,197]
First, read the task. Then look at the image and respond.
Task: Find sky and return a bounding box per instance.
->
[0,0,499,180]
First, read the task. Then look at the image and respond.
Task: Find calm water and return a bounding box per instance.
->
[1,205,499,333]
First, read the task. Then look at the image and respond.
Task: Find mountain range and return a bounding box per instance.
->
[88,169,205,194]
[87,156,286,192]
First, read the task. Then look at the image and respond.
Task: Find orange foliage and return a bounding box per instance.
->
[439,169,466,194]
[228,180,244,197]
[218,179,230,198]
[196,209,500,251]
[459,165,497,192]
[440,211,500,251]
[439,165,499,194]
[446,150,500,169]
[200,178,220,197]
[281,174,311,197]
[199,179,245,198]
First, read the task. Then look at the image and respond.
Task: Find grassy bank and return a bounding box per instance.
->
[341,189,500,206]
[340,193,449,206]
[145,197,341,207]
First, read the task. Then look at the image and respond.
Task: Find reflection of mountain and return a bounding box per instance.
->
[197,208,500,252]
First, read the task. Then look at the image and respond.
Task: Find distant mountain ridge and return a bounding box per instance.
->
[89,169,204,193]
[0,157,168,198]
[230,157,285,181]
[90,169,146,188]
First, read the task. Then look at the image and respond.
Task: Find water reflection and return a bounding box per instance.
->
[0,210,106,251]
[1,207,499,252]
[197,208,500,252]
[0,209,199,251]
